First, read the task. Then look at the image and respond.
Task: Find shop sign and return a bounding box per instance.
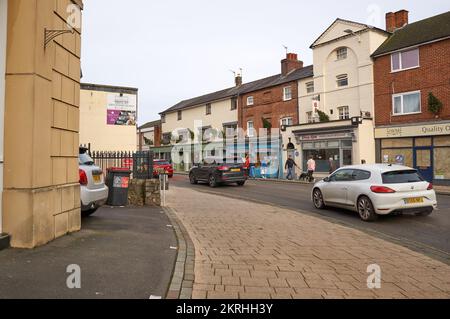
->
[375,123,450,138]
[298,132,352,141]
[107,93,137,126]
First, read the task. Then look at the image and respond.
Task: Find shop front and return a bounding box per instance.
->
[375,122,450,185]
[293,128,354,173]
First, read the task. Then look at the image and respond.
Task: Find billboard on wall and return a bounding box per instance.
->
[106,93,137,126]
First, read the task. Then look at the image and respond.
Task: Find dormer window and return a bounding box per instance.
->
[336,74,348,87]
[336,47,347,60]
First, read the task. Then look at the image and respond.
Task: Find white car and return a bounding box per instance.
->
[79,148,109,217]
[312,164,437,222]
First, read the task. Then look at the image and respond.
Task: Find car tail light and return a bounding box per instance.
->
[370,186,396,193]
[427,183,433,190]
[217,166,230,171]
[79,169,88,185]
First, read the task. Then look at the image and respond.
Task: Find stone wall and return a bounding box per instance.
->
[128,179,162,207]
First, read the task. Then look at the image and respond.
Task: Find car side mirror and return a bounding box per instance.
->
[323,177,330,183]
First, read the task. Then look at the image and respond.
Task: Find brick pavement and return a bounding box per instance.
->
[167,186,450,299]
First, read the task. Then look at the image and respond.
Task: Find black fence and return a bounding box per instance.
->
[80,145,154,179]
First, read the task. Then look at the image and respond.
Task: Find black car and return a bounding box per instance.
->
[189,157,247,187]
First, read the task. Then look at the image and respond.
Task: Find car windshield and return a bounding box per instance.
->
[79,153,95,165]
[155,161,170,165]
[382,170,424,184]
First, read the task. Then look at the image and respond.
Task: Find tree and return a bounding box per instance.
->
[428,92,443,117]
[317,110,330,122]
[143,137,153,146]
[262,117,272,129]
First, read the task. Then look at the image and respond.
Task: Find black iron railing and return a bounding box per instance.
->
[81,144,153,179]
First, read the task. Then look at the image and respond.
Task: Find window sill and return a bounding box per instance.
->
[392,111,422,117]
[391,65,420,73]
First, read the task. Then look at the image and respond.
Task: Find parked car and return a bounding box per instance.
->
[311,164,437,222]
[153,159,174,178]
[79,147,109,217]
[189,157,248,187]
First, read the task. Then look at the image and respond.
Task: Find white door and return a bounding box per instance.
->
[0,0,7,234]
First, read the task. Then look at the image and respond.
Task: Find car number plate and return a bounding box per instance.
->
[93,175,101,183]
[231,168,241,172]
[404,197,424,204]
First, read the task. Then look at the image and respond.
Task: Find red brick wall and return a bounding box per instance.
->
[154,124,162,147]
[238,81,299,131]
[374,39,450,126]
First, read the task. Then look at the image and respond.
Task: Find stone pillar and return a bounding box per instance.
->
[2,0,83,248]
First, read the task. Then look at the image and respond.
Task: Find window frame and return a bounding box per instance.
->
[247,96,254,106]
[392,90,422,116]
[306,111,313,123]
[391,48,420,73]
[206,103,211,115]
[336,74,348,87]
[247,120,255,137]
[161,114,166,124]
[306,81,314,94]
[177,110,182,121]
[280,117,293,126]
[336,47,347,60]
[231,98,237,110]
[283,86,292,101]
[338,106,350,120]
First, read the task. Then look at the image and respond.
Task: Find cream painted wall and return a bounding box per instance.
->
[162,98,237,137]
[305,27,388,122]
[0,0,7,233]
[80,89,137,151]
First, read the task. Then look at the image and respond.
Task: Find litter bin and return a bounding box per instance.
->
[106,167,131,206]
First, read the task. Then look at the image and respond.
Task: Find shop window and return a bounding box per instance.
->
[381,138,413,148]
[341,140,353,148]
[381,149,413,167]
[434,136,450,147]
[328,141,339,148]
[415,138,432,147]
[434,148,450,180]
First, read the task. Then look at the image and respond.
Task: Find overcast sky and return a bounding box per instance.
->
[81,0,450,125]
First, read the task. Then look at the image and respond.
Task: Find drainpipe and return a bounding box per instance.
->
[0,0,7,234]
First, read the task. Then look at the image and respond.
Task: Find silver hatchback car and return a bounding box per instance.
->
[312,164,437,222]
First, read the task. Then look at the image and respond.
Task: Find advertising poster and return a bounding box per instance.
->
[106,93,137,126]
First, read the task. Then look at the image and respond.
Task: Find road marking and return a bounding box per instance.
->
[170,246,178,250]
[149,295,162,299]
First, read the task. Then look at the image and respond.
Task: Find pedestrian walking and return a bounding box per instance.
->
[328,157,336,174]
[285,155,298,180]
[306,156,316,183]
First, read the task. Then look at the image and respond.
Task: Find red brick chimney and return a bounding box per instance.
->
[386,10,409,32]
[281,53,303,76]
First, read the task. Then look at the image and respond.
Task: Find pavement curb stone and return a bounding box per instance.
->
[164,207,195,299]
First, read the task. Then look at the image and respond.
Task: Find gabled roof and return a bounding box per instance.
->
[160,65,313,115]
[372,11,450,57]
[310,18,389,48]
[138,120,161,130]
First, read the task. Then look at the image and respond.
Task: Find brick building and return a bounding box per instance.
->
[373,10,450,184]
[238,53,313,133]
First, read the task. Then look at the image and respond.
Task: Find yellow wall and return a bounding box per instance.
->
[162,98,237,138]
[80,89,137,151]
[2,0,83,248]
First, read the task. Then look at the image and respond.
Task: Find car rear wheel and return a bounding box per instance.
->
[313,188,325,209]
[208,175,217,188]
[236,181,245,186]
[189,173,198,185]
[357,196,378,222]
[81,207,98,217]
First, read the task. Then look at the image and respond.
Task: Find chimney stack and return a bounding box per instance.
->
[281,53,303,76]
[386,10,409,32]
[235,74,242,87]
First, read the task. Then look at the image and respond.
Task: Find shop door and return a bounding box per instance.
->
[414,147,433,182]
